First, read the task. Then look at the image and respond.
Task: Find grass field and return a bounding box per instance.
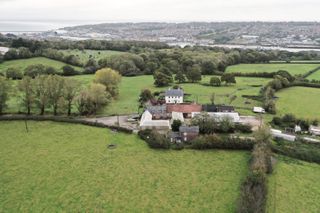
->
[267,156,320,213]
[275,87,320,120]
[226,64,320,76]
[71,75,270,116]
[0,121,249,212]
[0,57,82,74]
[307,70,320,81]
[59,49,125,64]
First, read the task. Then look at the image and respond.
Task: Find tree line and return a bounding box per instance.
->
[0,68,121,116]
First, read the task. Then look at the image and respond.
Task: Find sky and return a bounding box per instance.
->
[0,0,320,22]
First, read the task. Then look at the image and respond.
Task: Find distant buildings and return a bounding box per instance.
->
[270,129,296,142]
[309,125,320,136]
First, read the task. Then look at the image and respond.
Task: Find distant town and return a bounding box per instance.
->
[3,22,320,51]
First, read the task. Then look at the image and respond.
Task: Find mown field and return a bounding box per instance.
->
[59,49,125,64]
[0,121,249,212]
[275,87,320,120]
[226,63,320,76]
[267,156,320,213]
[72,75,270,116]
[0,57,82,74]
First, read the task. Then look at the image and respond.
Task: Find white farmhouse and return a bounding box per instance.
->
[165,89,184,104]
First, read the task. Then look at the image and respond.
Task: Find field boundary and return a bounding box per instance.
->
[0,115,133,134]
[302,66,320,78]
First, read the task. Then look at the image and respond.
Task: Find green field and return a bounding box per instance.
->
[0,57,82,74]
[59,49,125,64]
[267,156,320,213]
[307,70,320,81]
[71,75,270,116]
[226,64,320,76]
[275,87,320,120]
[0,121,249,212]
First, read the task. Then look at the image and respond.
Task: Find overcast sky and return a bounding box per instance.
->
[0,0,319,22]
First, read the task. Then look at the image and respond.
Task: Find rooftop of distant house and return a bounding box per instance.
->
[165,89,184,97]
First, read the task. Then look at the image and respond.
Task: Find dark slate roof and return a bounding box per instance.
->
[202,104,234,112]
[202,104,217,112]
[179,126,200,133]
[146,105,167,114]
[165,89,184,97]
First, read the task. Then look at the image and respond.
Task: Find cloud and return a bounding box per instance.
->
[0,0,319,22]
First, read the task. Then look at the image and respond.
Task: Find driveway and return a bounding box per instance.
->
[83,115,139,130]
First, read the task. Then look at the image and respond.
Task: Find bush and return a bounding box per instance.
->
[62,65,79,76]
[237,172,267,213]
[190,135,254,150]
[235,123,253,133]
[171,119,182,132]
[138,129,171,149]
[6,68,23,80]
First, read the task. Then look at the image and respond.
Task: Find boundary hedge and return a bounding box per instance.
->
[0,115,133,134]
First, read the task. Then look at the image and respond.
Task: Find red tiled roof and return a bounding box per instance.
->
[167,104,202,113]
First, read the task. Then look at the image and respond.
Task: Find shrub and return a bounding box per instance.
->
[190,135,254,150]
[171,119,182,132]
[62,65,79,76]
[235,123,253,133]
[6,68,23,80]
[138,129,170,149]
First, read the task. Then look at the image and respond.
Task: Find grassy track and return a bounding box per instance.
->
[59,49,125,64]
[267,156,320,213]
[0,57,82,74]
[0,121,249,212]
[275,87,320,120]
[226,64,320,76]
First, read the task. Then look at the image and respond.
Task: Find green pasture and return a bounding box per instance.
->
[0,121,249,212]
[267,156,320,213]
[0,57,82,74]
[275,87,320,120]
[226,64,320,76]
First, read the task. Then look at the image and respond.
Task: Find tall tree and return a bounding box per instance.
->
[47,75,65,115]
[63,78,80,116]
[94,68,121,97]
[18,76,35,115]
[175,71,186,83]
[88,83,111,114]
[221,73,236,85]
[153,71,172,87]
[34,75,50,115]
[186,64,202,83]
[0,76,11,114]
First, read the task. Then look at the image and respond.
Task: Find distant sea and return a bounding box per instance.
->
[0,20,103,33]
